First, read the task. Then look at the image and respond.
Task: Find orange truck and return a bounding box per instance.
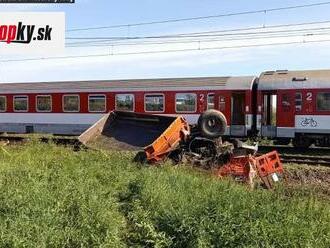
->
[79,110,283,188]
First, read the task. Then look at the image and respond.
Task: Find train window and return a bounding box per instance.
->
[0,96,6,112]
[14,96,28,112]
[207,93,215,110]
[145,94,164,112]
[36,95,52,112]
[219,96,226,112]
[175,93,196,112]
[317,92,330,111]
[295,93,302,112]
[63,95,80,112]
[89,95,106,112]
[281,94,291,107]
[281,94,291,113]
[115,94,134,111]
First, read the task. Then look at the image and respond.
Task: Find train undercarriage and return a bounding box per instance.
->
[272,133,330,148]
[292,133,330,148]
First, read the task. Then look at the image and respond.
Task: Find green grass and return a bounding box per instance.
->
[0,142,329,247]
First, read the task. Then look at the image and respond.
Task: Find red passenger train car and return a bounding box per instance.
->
[257,69,330,147]
[0,76,255,136]
[1,69,329,147]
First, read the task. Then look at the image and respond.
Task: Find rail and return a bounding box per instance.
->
[280,154,330,167]
[0,135,330,166]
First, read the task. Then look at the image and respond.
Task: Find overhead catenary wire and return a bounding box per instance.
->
[2,38,330,63]
[63,26,330,50]
[66,1,330,32]
[4,3,330,64]
[65,25,330,41]
[65,19,330,46]
[65,31,330,48]
[65,25,330,48]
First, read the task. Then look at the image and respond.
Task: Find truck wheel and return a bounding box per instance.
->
[133,151,147,163]
[198,110,227,139]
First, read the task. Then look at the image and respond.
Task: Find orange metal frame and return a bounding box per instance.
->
[144,116,190,163]
[217,151,283,188]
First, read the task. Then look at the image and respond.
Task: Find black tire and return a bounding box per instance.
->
[133,151,148,163]
[198,110,227,139]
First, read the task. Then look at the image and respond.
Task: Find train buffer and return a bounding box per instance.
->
[79,110,283,189]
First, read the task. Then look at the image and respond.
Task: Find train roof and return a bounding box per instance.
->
[0,76,256,93]
[258,69,330,90]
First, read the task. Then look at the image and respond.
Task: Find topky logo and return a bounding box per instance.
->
[0,22,52,44]
[0,12,64,54]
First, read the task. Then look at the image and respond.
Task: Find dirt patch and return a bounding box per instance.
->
[87,133,143,151]
[284,165,330,184]
[85,119,171,151]
[81,111,176,151]
[283,164,330,196]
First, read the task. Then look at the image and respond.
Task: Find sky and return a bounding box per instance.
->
[1,0,330,82]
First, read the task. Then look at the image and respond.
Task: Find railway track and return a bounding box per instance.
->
[279,154,330,167]
[0,135,330,166]
[259,145,330,167]
[0,135,81,147]
[258,145,330,154]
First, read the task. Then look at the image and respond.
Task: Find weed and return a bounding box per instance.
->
[0,142,328,247]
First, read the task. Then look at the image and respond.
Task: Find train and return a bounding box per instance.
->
[0,69,329,148]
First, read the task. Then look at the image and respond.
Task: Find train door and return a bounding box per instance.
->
[278,92,295,127]
[261,92,277,138]
[230,92,246,136]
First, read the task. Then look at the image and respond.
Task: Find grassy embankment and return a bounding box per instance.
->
[0,141,329,247]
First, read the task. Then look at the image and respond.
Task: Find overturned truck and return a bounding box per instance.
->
[79,110,283,188]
